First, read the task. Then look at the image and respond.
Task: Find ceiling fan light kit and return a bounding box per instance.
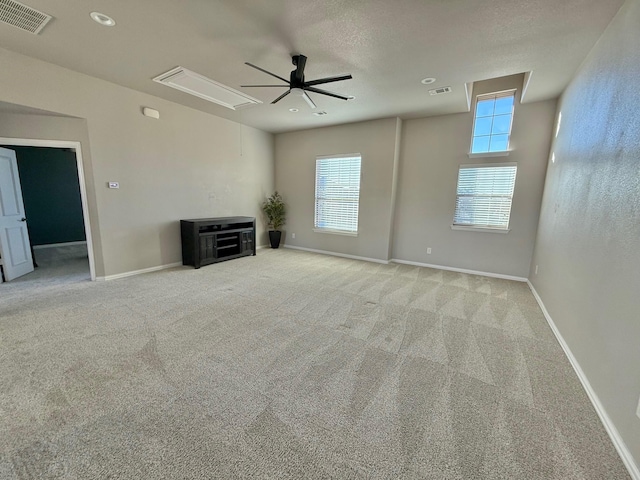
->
[241,54,353,110]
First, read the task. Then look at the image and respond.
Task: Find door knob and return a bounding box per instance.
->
[20,217,26,222]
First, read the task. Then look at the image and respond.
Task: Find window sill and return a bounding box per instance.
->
[451,225,510,234]
[468,151,510,159]
[313,228,358,237]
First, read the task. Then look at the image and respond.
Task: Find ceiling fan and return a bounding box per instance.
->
[241,54,353,109]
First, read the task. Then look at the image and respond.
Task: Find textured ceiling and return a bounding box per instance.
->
[0,0,625,133]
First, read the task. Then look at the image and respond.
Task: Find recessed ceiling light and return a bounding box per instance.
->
[313,111,328,116]
[288,108,299,112]
[421,78,436,85]
[90,12,116,27]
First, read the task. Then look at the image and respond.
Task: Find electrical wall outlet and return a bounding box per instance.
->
[427,247,432,254]
[292,233,295,239]
[535,265,539,275]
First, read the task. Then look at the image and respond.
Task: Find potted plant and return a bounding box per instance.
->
[262,191,286,248]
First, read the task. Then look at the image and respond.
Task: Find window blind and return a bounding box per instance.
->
[315,155,361,233]
[453,164,517,230]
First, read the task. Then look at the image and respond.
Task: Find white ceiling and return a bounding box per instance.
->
[0,0,624,133]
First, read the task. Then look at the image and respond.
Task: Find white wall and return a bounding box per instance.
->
[0,48,274,277]
[530,0,640,470]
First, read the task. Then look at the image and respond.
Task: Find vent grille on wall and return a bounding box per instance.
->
[153,67,262,110]
[0,0,52,34]
[429,86,453,96]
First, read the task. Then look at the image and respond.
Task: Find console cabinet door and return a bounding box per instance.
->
[241,230,254,254]
[200,234,216,265]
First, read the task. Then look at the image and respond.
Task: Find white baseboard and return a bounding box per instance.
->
[283,245,389,264]
[33,241,87,250]
[96,262,183,281]
[390,258,527,282]
[527,281,640,480]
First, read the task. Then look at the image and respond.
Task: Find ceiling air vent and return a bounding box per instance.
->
[0,0,52,34]
[153,66,262,110]
[429,86,452,96]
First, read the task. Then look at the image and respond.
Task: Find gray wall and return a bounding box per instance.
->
[530,0,640,467]
[275,79,554,277]
[393,91,556,278]
[275,118,400,261]
[0,48,274,278]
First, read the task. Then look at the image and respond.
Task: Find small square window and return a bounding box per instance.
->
[472,136,490,153]
[470,91,515,154]
[494,96,514,115]
[474,117,493,136]
[491,115,512,134]
[476,100,495,118]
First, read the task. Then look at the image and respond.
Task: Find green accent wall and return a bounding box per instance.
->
[10,146,85,246]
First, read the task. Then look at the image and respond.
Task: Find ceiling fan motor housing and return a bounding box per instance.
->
[290,70,304,87]
[291,54,306,86]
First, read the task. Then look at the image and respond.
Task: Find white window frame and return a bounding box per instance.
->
[469,89,516,158]
[451,162,517,233]
[314,153,362,236]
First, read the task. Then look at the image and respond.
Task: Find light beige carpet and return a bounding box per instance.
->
[0,248,629,479]
[1,243,90,297]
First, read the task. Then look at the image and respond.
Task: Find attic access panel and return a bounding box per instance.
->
[153,67,262,110]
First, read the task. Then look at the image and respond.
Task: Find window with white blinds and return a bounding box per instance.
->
[314,154,361,234]
[453,164,517,230]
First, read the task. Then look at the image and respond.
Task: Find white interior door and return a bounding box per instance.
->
[0,147,34,281]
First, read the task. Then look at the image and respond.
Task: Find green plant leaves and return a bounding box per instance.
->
[262,191,286,230]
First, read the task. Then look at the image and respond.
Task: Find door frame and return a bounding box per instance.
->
[0,138,96,281]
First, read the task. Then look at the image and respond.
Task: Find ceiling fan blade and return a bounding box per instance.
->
[240,85,290,88]
[304,86,350,101]
[271,90,291,104]
[245,62,289,83]
[304,74,353,87]
[302,91,317,109]
[292,55,307,83]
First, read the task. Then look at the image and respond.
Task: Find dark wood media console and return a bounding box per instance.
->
[180,216,256,268]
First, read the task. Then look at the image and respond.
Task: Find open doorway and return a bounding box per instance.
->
[0,138,96,285]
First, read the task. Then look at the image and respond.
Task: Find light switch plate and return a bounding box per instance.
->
[108,182,119,189]
[636,397,640,420]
